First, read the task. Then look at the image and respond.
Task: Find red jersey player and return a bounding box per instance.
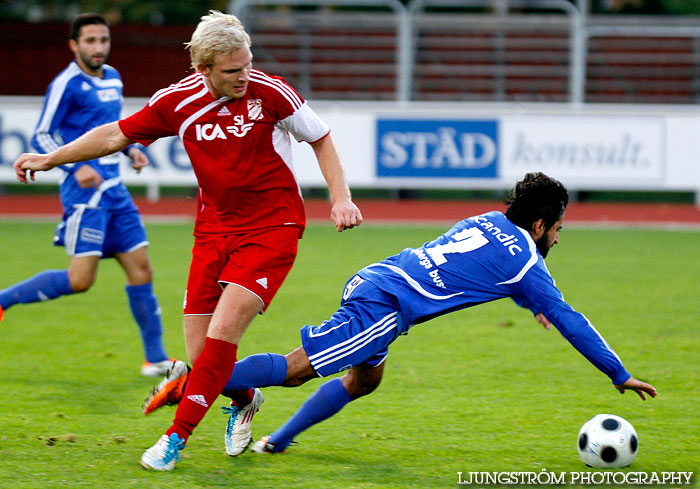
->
[14,10,362,471]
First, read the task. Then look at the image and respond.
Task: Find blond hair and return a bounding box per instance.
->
[186,10,251,70]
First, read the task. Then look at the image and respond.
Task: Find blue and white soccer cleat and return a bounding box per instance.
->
[140,433,186,471]
[222,388,264,456]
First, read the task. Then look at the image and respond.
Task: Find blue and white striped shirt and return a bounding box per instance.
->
[32,60,133,210]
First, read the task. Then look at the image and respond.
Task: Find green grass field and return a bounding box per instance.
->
[0,220,697,488]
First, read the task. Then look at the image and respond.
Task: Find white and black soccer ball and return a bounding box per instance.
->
[577,414,638,468]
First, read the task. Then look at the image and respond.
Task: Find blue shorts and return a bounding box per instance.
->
[54,204,148,258]
[300,276,400,377]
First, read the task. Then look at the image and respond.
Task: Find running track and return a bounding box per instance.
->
[1,195,699,228]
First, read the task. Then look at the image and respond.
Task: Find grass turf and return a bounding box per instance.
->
[0,221,697,488]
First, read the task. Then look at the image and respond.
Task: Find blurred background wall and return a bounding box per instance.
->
[1,0,698,102]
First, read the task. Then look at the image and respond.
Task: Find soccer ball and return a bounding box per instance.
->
[577,414,638,468]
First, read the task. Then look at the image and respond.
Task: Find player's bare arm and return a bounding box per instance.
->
[615,377,657,401]
[13,121,133,183]
[310,135,363,232]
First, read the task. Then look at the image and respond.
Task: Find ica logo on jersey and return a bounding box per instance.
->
[196,100,264,141]
[195,115,255,140]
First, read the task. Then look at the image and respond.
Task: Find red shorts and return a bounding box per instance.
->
[183,226,300,315]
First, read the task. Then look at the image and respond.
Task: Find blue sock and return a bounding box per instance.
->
[223,353,288,393]
[126,283,168,363]
[0,269,72,310]
[269,377,352,452]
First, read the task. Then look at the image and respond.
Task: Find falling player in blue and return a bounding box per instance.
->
[0,13,175,376]
[141,172,657,464]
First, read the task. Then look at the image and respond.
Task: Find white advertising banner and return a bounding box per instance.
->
[500,115,666,184]
[1,97,698,199]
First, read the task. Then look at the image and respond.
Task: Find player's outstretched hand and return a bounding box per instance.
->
[128,146,150,174]
[331,199,363,232]
[13,153,53,183]
[614,377,657,401]
[535,312,551,330]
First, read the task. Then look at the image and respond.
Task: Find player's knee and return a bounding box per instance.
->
[281,352,318,388]
[118,249,154,285]
[358,377,381,397]
[130,262,153,285]
[68,272,96,292]
[343,372,382,399]
[141,262,154,281]
[70,280,92,293]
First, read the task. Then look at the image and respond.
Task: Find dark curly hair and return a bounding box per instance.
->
[504,172,569,231]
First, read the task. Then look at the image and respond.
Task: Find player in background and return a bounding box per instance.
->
[210,172,655,459]
[0,13,175,377]
[14,10,363,471]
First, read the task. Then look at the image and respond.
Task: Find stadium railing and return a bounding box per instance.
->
[228,0,699,104]
[585,19,700,104]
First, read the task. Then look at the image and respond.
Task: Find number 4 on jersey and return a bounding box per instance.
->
[426,227,489,265]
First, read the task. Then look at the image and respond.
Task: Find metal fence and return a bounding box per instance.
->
[229,0,700,104]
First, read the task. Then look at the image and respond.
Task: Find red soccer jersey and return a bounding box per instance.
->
[118,69,330,236]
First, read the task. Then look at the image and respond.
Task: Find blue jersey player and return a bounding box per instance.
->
[0,13,175,377]
[140,172,656,466]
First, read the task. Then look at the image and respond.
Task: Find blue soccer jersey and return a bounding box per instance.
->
[356,211,630,385]
[32,60,133,210]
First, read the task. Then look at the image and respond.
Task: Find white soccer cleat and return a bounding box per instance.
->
[140,433,186,471]
[222,388,264,456]
[141,358,178,377]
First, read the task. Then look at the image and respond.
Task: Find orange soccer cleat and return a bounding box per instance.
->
[142,360,190,415]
